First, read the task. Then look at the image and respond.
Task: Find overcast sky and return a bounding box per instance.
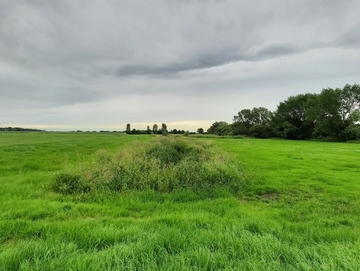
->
[1,0,359,131]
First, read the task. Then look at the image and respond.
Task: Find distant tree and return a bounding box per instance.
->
[126,123,131,134]
[306,84,360,140]
[314,88,343,139]
[197,128,204,134]
[339,84,360,124]
[0,127,44,132]
[273,94,316,139]
[207,121,220,134]
[233,107,273,136]
[184,131,190,137]
[207,121,232,136]
[232,109,252,135]
[162,123,167,132]
[250,125,273,138]
[147,125,151,134]
[153,124,158,134]
[216,122,233,135]
[172,129,178,134]
[340,124,360,141]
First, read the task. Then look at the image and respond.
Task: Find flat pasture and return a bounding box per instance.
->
[0,132,359,270]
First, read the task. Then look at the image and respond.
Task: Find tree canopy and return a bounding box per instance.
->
[207,83,360,141]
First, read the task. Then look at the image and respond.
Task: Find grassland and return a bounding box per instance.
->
[0,132,359,270]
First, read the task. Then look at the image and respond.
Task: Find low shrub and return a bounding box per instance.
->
[52,137,245,195]
[249,125,273,138]
[52,173,90,194]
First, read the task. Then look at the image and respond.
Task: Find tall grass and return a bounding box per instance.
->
[1,133,360,270]
[52,137,245,196]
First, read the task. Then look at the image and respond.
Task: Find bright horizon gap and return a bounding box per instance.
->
[2,120,216,132]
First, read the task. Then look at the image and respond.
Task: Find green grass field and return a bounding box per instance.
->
[0,132,359,270]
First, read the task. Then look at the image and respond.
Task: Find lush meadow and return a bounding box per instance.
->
[0,132,359,270]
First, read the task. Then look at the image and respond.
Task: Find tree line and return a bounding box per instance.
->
[125,123,195,135]
[207,83,360,141]
[0,127,44,132]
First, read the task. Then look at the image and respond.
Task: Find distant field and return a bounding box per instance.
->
[0,132,359,270]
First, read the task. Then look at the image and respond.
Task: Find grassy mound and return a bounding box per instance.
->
[52,137,245,195]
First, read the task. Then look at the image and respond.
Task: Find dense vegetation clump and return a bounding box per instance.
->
[52,137,245,195]
[208,83,360,141]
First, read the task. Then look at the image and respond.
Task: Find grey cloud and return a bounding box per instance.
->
[116,49,240,76]
[336,26,360,48]
[1,0,353,79]
[253,44,302,60]
[116,43,303,77]
[1,0,360,130]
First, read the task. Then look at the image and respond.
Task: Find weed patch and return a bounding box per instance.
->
[52,173,90,194]
[52,137,245,196]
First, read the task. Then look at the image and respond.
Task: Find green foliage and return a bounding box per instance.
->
[230,83,360,141]
[249,124,273,138]
[1,133,360,270]
[52,173,90,194]
[340,83,360,123]
[282,84,360,141]
[153,124,158,134]
[233,107,273,136]
[161,123,167,132]
[282,121,303,140]
[308,87,343,139]
[273,93,316,139]
[207,121,232,135]
[197,127,204,134]
[52,137,245,195]
[339,124,360,141]
[161,124,169,136]
[0,127,44,132]
[125,123,131,134]
[308,84,360,140]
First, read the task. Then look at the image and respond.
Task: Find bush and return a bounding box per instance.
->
[52,138,245,196]
[52,173,90,194]
[249,125,273,138]
[340,125,360,141]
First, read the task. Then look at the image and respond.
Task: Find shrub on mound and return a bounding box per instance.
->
[52,137,245,195]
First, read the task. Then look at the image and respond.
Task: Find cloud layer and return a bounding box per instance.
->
[1,0,360,130]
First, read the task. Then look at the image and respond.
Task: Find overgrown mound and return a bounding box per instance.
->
[52,137,245,195]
